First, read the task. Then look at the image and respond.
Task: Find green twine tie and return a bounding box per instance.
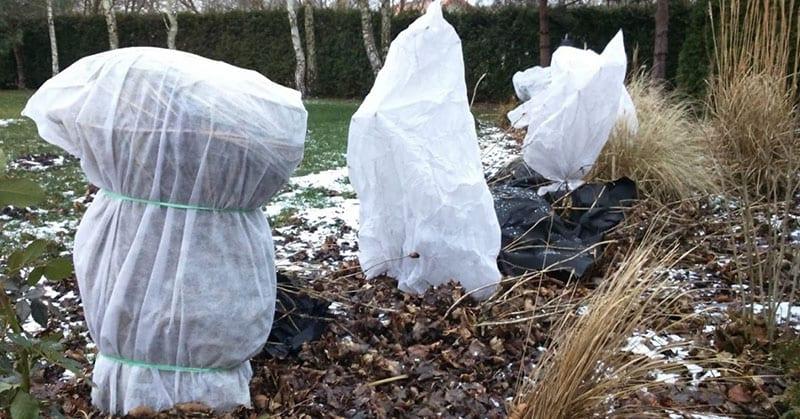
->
[101,189,256,213]
[98,353,237,374]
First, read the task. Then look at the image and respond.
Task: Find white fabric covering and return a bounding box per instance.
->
[22,47,306,413]
[511,65,550,103]
[346,1,501,300]
[509,65,637,133]
[507,31,632,193]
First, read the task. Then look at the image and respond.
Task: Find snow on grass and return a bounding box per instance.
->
[1,218,79,250]
[7,154,66,172]
[0,118,22,127]
[264,167,360,273]
[289,167,351,193]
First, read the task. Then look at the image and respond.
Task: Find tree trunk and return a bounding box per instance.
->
[47,0,60,76]
[12,42,26,89]
[286,0,306,95]
[102,0,119,49]
[398,0,404,12]
[538,0,550,66]
[358,0,382,75]
[166,0,178,49]
[304,0,317,95]
[652,0,669,80]
[380,0,390,60]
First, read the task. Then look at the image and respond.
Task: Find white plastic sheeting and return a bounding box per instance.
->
[22,47,306,413]
[507,31,632,193]
[346,1,501,300]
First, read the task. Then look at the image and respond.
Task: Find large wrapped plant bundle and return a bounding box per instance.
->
[347,1,502,300]
[508,31,629,194]
[22,47,306,413]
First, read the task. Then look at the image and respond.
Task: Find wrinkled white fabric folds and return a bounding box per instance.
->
[507,31,630,194]
[22,47,306,413]
[508,65,637,134]
[346,1,501,301]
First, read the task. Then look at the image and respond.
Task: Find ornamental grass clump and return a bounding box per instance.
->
[510,244,696,418]
[708,0,799,196]
[592,73,719,202]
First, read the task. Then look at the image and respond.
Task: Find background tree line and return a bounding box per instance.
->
[1,0,722,101]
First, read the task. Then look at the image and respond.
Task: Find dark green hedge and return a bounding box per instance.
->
[675,0,712,98]
[2,1,699,101]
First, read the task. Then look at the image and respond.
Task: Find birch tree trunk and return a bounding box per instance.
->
[538,0,550,66]
[286,0,306,95]
[166,0,178,49]
[379,0,390,60]
[304,0,317,94]
[46,0,60,75]
[12,42,26,89]
[358,0,382,75]
[102,0,119,49]
[652,0,669,80]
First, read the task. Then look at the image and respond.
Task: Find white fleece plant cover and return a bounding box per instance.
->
[346,1,501,300]
[509,65,637,134]
[508,31,629,194]
[22,47,306,414]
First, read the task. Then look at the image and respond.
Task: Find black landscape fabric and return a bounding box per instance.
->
[264,272,332,358]
[491,159,637,277]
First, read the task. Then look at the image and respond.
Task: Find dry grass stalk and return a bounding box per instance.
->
[708,0,800,194]
[709,0,800,343]
[730,174,800,344]
[509,244,697,418]
[592,73,720,202]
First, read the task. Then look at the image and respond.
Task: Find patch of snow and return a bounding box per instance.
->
[60,369,76,381]
[1,218,78,249]
[22,317,44,334]
[0,118,22,127]
[43,285,59,299]
[58,291,78,302]
[290,167,351,193]
[653,370,680,384]
[749,302,800,329]
[7,155,66,172]
[328,301,347,316]
[378,312,390,326]
[476,123,518,178]
[623,330,688,360]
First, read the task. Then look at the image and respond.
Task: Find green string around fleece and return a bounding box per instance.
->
[101,189,256,213]
[98,353,237,374]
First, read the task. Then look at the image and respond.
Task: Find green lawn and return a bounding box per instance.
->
[300,99,359,176]
[0,91,87,256]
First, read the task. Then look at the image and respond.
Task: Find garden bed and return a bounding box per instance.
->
[1,92,798,418]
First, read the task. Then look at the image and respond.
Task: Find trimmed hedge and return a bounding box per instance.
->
[2,1,698,101]
[675,0,712,98]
